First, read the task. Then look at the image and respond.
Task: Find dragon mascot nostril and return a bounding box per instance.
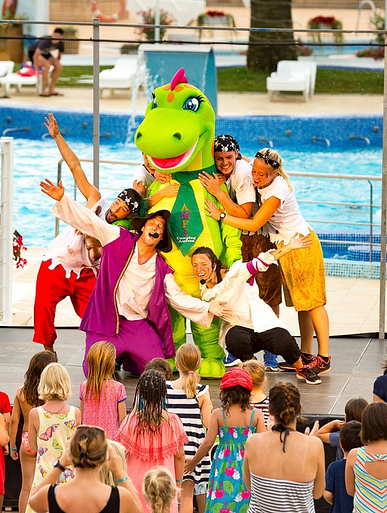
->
[135,68,242,378]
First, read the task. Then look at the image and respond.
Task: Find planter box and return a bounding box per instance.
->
[63,28,79,55]
[197,14,235,27]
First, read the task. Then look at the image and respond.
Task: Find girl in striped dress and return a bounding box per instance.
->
[166,344,212,513]
[345,402,387,512]
[241,360,270,428]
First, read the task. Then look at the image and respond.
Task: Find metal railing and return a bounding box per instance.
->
[56,157,382,263]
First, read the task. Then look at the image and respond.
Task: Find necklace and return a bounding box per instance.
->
[42,403,65,414]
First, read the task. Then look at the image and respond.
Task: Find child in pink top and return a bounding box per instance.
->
[79,341,127,440]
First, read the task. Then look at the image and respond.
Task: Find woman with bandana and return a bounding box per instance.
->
[199,135,281,373]
[205,148,331,378]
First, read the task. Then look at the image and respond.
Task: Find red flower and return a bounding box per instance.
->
[13,230,27,269]
[242,490,250,499]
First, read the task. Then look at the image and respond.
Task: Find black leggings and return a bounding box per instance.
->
[225,326,300,364]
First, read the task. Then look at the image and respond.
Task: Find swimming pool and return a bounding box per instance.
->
[1,106,384,277]
[11,140,382,249]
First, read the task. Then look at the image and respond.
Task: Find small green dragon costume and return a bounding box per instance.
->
[135,68,242,377]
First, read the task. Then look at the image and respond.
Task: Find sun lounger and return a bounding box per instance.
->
[0,62,54,95]
[99,57,137,97]
[266,60,317,102]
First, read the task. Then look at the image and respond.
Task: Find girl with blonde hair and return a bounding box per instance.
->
[143,467,177,513]
[28,362,81,509]
[99,440,127,486]
[166,344,212,513]
[80,341,127,440]
[206,148,330,378]
[241,360,270,427]
[9,351,57,513]
[29,425,142,513]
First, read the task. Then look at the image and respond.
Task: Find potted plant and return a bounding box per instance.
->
[2,11,28,63]
[197,10,236,27]
[62,26,79,54]
[307,15,343,44]
[136,9,175,42]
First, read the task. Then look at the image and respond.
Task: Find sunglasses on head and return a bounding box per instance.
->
[255,150,280,170]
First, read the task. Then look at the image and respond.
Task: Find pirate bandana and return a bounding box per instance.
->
[117,188,140,214]
[214,134,240,154]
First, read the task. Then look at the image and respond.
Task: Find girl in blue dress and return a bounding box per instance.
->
[185,368,265,513]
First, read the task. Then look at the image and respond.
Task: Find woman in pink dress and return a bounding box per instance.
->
[117,369,188,513]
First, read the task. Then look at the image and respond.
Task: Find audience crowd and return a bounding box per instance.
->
[2,120,387,512]
[1,349,386,513]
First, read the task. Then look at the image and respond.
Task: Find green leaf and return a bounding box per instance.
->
[223,481,235,494]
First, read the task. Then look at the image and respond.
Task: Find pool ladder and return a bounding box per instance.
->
[349,134,370,144]
[259,137,273,148]
[311,136,330,147]
[2,126,29,136]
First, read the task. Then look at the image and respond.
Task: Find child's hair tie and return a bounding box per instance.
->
[188,371,194,375]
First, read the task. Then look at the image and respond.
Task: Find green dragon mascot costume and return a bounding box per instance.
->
[135,68,242,377]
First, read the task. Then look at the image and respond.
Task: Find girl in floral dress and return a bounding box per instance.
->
[27,363,81,511]
[185,368,265,513]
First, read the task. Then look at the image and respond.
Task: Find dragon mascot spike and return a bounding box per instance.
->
[135,68,242,377]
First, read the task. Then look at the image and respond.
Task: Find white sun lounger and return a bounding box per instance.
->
[0,62,54,95]
[266,60,317,102]
[99,58,137,97]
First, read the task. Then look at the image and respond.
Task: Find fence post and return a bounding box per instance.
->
[0,137,14,325]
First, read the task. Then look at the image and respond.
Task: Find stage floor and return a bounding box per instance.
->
[1,327,385,415]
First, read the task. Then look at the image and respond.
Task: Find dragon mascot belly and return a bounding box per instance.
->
[135,68,241,377]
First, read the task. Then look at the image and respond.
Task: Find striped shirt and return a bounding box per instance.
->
[247,473,315,513]
[166,381,211,486]
[252,397,270,427]
[353,446,387,512]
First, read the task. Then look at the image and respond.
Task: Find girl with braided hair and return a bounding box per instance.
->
[244,382,325,512]
[143,467,177,513]
[117,370,187,513]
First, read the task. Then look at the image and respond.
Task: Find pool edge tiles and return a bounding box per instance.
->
[324,258,383,280]
[0,105,383,147]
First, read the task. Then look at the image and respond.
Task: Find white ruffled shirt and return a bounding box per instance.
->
[43,197,110,278]
[200,252,289,349]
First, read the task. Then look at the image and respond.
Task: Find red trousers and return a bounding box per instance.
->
[33,260,97,347]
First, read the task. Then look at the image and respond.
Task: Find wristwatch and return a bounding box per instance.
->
[52,458,66,472]
[219,212,226,221]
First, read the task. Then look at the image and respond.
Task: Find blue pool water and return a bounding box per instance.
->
[11,139,382,250]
